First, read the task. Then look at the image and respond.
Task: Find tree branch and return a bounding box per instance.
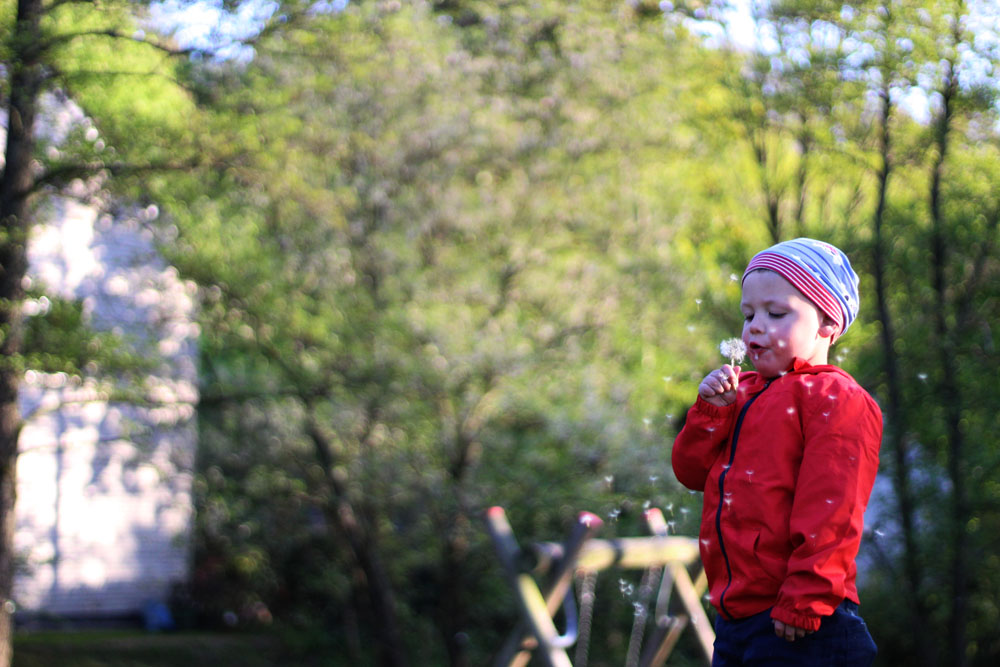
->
[32,156,208,193]
[39,28,201,58]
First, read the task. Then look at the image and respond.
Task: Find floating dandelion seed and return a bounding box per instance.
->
[719,338,746,366]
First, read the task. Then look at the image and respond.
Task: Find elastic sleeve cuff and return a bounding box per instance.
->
[692,396,737,419]
[770,606,823,633]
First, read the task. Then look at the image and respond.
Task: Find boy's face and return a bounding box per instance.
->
[740,269,835,377]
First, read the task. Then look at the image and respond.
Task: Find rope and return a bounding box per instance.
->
[574,570,598,667]
[626,566,662,667]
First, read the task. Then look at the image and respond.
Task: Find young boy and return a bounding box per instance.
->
[672,238,882,666]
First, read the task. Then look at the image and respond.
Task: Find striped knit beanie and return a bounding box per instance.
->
[742,238,860,340]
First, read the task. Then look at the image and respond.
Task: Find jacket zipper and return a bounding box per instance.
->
[716,379,772,620]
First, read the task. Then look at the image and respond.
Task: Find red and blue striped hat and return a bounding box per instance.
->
[742,238,859,341]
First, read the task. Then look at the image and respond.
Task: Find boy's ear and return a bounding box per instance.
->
[818,316,838,340]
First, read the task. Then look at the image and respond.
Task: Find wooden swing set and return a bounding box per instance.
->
[485,506,714,667]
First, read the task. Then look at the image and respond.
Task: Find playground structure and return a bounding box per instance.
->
[485,506,714,667]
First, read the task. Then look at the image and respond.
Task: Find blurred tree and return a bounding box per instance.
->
[154,1,741,664]
[0,0,211,663]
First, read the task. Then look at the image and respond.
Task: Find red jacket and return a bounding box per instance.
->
[671,360,882,631]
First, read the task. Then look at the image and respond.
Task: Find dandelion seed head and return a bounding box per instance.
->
[719,337,747,365]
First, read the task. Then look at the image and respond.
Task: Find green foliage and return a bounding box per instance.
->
[20,289,151,379]
[116,0,1000,665]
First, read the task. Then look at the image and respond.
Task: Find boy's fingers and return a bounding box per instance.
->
[773,620,811,642]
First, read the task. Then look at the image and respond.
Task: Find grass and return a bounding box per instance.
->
[13,630,285,667]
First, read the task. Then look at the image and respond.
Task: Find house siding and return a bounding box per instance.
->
[14,187,198,620]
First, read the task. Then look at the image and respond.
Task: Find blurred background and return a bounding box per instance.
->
[3,0,1000,665]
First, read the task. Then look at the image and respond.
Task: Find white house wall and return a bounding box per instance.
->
[14,183,199,619]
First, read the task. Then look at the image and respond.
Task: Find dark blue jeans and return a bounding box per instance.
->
[712,600,877,666]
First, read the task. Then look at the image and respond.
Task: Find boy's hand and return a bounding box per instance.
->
[698,365,740,407]
[773,619,815,642]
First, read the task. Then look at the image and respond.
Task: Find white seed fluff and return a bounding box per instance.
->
[719,338,747,365]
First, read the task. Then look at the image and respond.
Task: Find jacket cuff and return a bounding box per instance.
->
[692,396,737,419]
[770,606,822,633]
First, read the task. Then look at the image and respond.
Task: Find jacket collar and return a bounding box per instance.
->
[740,358,848,394]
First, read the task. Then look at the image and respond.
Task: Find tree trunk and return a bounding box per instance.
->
[927,45,969,667]
[305,414,410,667]
[0,0,45,663]
[440,514,470,667]
[870,69,933,667]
